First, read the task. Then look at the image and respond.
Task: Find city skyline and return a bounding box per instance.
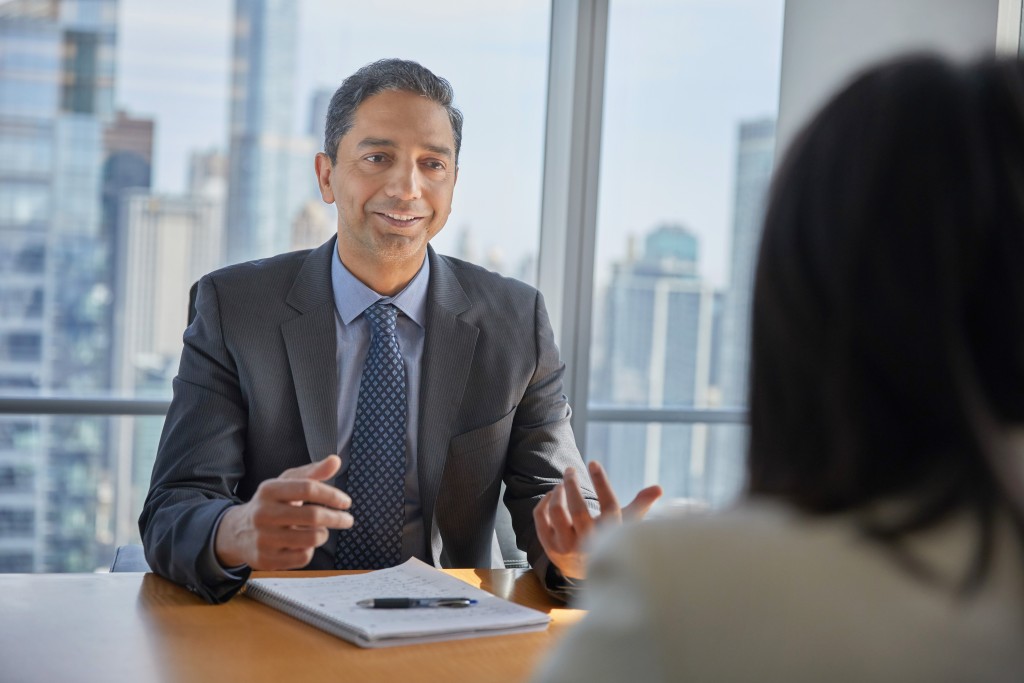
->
[0,0,783,572]
[0,0,122,572]
[115,0,784,290]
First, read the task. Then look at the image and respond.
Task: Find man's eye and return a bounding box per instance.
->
[424,160,446,171]
[364,154,386,163]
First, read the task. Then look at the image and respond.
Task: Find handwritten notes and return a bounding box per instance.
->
[245,558,550,647]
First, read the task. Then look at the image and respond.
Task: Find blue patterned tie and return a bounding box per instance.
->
[335,302,406,569]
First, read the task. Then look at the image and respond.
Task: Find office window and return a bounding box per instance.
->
[0,0,551,572]
[0,287,44,319]
[0,554,33,572]
[0,124,54,176]
[0,420,38,450]
[0,508,34,535]
[0,25,62,119]
[0,182,50,225]
[1,333,43,362]
[587,0,784,507]
[3,0,1014,575]
[586,422,749,508]
[0,463,34,493]
[0,239,47,274]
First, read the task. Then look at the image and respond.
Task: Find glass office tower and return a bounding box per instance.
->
[0,0,119,571]
[589,225,721,503]
[224,0,309,264]
[707,118,776,505]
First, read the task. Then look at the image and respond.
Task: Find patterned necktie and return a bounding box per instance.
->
[335,302,407,569]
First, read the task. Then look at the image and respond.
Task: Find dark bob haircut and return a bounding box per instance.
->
[747,56,1024,586]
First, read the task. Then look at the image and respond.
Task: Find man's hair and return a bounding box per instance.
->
[323,58,464,164]
[746,56,1024,589]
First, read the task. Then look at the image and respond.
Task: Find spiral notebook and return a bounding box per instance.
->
[244,558,551,648]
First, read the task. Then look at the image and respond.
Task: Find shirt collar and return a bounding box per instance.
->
[331,246,430,328]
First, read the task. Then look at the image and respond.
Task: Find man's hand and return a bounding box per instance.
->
[534,460,662,580]
[214,455,353,570]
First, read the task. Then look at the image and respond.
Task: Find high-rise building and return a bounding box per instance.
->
[709,118,776,505]
[102,111,154,271]
[102,108,154,321]
[290,198,332,252]
[0,0,119,571]
[224,0,306,264]
[109,147,227,543]
[188,148,228,203]
[308,87,332,142]
[589,224,720,504]
[300,88,338,247]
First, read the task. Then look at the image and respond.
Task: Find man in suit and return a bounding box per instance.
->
[140,58,661,604]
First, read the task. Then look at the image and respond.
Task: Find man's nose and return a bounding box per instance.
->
[385,160,422,200]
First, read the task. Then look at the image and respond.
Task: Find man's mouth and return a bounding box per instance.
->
[378,212,423,227]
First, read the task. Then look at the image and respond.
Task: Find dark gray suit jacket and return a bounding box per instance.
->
[140,238,595,602]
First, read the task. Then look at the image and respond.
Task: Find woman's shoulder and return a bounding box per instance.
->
[586,496,988,605]
[583,497,1024,679]
[593,498,823,565]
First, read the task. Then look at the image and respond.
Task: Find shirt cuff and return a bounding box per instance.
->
[203,506,249,582]
[544,561,587,604]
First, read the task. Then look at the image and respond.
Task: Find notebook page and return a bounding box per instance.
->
[246,558,550,641]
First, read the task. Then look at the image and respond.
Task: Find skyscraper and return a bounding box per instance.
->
[709,117,776,505]
[0,0,119,571]
[290,198,332,252]
[102,112,154,230]
[111,183,225,541]
[308,87,333,142]
[224,0,304,264]
[590,224,719,503]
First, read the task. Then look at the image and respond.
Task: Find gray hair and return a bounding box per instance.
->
[324,58,464,164]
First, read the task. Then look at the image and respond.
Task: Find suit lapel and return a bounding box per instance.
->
[281,237,338,464]
[418,247,477,559]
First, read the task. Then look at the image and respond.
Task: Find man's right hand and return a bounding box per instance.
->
[214,454,352,570]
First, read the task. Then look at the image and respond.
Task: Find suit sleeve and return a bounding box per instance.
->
[138,275,252,603]
[502,290,600,599]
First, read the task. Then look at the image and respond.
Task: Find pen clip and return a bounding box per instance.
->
[433,599,473,608]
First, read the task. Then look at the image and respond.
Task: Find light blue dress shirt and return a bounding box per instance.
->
[331,248,429,563]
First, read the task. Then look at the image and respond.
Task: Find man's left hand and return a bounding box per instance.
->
[533,460,663,580]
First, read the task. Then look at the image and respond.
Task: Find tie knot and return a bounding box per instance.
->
[364,302,398,337]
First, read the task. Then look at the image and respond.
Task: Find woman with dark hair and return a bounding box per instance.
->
[532,56,1024,682]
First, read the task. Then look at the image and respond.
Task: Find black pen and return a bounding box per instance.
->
[356,597,478,608]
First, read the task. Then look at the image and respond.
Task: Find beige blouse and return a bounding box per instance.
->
[532,498,1024,682]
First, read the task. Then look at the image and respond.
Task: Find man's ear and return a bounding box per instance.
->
[315,152,335,204]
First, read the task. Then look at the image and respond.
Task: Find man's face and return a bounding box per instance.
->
[316,89,458,283]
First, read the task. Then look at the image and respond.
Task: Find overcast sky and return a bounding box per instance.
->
[115,0,784,289]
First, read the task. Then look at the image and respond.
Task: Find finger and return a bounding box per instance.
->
[622,485,664,521]
[587,460,622,520]
[546,484,577,553]
[260,501,353,529]
[279,454,342,482]
[258,478,350,509]
[533,491,560,554]
[253,547,315,571]
[533,488,552,527]
[564,468,595,537]
[264,526,328,550]
[270,527,330,550]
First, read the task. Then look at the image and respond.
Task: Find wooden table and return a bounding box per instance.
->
[0,569,584,683]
